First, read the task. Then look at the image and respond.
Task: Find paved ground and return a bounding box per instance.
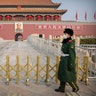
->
[0,40,96,96]
[0,78,96,96]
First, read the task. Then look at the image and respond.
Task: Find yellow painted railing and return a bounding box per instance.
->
[76,56,89,85]
[0,55,89,85]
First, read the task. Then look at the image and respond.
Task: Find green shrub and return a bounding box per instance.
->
[52,38,96,44]
[80,38,96,44]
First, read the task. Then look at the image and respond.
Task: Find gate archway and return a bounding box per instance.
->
[15,33,23,41]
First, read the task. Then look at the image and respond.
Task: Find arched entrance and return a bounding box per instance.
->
[15,33,23,41]
[39,34,43,38]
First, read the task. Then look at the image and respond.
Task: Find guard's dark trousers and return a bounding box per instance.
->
[55,81,79,93]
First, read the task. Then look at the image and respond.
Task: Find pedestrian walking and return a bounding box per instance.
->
[55,28,79,93]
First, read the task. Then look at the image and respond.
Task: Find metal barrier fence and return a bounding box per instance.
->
[79,45,96,78]
[80,44,96,62]
[80,44,96,49]
[0,55,89,85]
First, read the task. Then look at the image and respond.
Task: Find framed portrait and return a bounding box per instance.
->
[15,22,23,32]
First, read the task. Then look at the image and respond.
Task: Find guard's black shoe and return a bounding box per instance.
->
[55,88,65,93]
[73,87,79,93]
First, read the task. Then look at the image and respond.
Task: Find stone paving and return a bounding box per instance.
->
[0,78,96,96]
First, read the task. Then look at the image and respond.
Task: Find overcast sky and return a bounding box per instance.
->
[52,0,96,22]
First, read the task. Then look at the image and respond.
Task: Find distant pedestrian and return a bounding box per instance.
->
[55,28,79,93]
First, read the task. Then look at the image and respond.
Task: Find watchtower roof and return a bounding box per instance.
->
[0,0,61,7]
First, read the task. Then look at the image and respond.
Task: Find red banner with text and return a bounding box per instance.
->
[35,24,83,30]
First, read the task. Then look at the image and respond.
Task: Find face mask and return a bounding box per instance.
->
[63,34,67,39]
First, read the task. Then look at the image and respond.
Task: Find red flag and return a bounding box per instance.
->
[94,12,96,20]
[75,11,78,20]
[85,12,87,20]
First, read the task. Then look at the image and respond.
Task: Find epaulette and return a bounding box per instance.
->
[68,40,72,42]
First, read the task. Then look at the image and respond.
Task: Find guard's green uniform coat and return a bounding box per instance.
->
[58,39,76,82]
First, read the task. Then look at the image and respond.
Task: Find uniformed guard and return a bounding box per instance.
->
[55,28,79,93]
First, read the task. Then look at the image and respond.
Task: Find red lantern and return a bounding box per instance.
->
[28,15,33,19]
[37,15,41,19]
[0,15,3,19]
[6,15,11,19]
[54,15,59,19]
[46,15,50,19]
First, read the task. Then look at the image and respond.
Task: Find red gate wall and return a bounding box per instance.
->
[0,22,96,40]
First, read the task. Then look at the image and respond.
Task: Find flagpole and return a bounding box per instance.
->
[85,11,87,21]
[75,11,78,21]
[94,11,96,21]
